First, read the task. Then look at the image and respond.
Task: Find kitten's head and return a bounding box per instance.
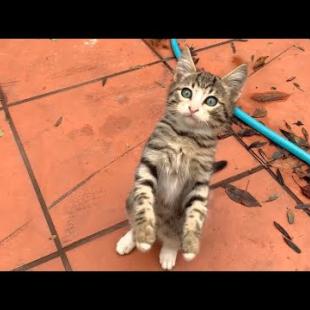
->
[167,46,248,130]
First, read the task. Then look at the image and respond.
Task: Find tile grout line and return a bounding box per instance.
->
[14,163,264,271]
[0,87,72,271]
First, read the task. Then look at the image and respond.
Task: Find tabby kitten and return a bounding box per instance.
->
[116,47,248,270]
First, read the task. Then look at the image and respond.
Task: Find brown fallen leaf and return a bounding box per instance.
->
[283,237,301,254]
[271,150,287,160]
[292,176,310,199]
[276,168,285,185]
[225,184,261,207]
[248,141,267,149]
[251,91,290,103]
[286,76,296,82]
[294,45,305,52]
[54,117,63,127]
[293,120,304,126]
[264,194,279,203]
[252,107,267,118]
[295,204,310,210]
[237,128,259,137]
[253,56,269,71]
[284,121,292,131]
[293,82,304,92]
[301,127,309,142]
[273,221,292,240]
[287,209,295,224]
[213,160,228,173]
[230,42,236,54]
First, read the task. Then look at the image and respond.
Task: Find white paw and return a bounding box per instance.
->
[183,253,196,262]
[160,247,178,271]
[136,242,151,253]
[116,230,135,255]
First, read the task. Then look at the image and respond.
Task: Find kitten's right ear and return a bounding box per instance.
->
[174,46,197,81]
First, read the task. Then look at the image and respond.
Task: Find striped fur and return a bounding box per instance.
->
[117,47,248,270]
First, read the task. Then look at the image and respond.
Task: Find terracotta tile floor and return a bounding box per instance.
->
[1,39,310,271]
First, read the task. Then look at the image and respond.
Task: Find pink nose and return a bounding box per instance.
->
[188,106,199,114]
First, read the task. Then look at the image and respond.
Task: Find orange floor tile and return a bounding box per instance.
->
[1,39,309,271]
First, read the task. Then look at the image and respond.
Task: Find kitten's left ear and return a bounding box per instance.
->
[174,46,197,81]
[222,64,248,102]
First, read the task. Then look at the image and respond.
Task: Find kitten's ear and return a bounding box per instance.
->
[174,46,196,81]
[222,64,248,102]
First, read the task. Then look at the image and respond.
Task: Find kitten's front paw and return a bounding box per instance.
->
[182,232,200,262]
[135,223,156,253]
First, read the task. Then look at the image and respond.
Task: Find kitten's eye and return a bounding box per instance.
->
[204,96,218,107]
[181,88,192,99]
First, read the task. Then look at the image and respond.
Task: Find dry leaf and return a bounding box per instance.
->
[293,120,303,126]
[287,209,295,224]
[276,168,285,185]
[295,204,310,210]
[280,129,309,149]
[213,160,227,173]
[273,221,292,240]
[237,128,259,137]
[251,91,290,102]
[230,42,236,54]
[54,117,63,127]
[264,194,279,202]
[286,76,296,82]
[253,56,269,71]
[271,150,287,160]
[283,237,301,254]
[293,82,304,92]
[248,141,267,149]
[301,127,309,142]
[284,121,292,131]
[252,107,267,118]
[225,184,261,207]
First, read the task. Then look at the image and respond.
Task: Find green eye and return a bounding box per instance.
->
[181,88,192,99]
[204,96,218,107]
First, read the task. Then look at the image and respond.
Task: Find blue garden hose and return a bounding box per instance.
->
[170,39,310,165]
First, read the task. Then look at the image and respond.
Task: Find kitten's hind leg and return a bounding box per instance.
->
[116,229,136,255]
[159,241,178,271]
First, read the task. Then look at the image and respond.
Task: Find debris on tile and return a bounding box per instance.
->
[273,221,292,240]
[250,55,255,62]
[301,127,309,142]
[280,129,309,149]
[225,184,261,207]
[295,204,310,210]
[283,237,301,254]
[253,56,269,71]
[264,193,279,202]
[286,76,296,82]
[271,150,288,160]
[275,168,285,185]
[213,160,228,173]
[101,78,107,87]
[248,141,267,149]
[293,120,304,126]
[292,175,310,199]
[287,209,295,224]
[54,117,63,127]
[294,45,305,52]
[0,129,4,137]
[271,86,277,90]
[284,121,292,131]
[293,82,304,92]
[230,42,236,54]
[252,107,267,118]
[237,128,259,137]
[251,91,290,102]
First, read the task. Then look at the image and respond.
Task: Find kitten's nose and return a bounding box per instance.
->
[188,106,199,114]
